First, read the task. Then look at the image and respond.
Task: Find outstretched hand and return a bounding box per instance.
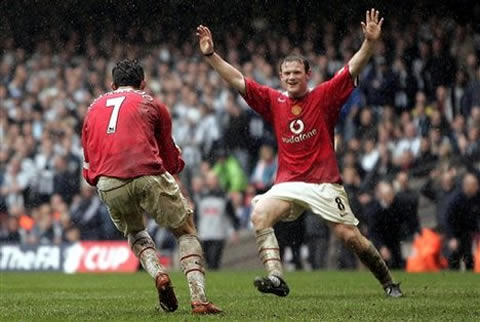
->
[361,8,384,42]
[196,25,215,55]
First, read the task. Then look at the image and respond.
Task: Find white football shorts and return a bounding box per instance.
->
[252,182,359,226]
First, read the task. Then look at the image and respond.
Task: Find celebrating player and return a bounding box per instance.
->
[197,9,403,297]
[81,59,223,314]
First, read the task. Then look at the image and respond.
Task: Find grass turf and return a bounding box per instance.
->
[1,271,479,321]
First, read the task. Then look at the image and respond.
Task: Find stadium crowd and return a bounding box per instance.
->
[1,11,480,270]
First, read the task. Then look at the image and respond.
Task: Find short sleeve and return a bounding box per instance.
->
[243,78,274,124]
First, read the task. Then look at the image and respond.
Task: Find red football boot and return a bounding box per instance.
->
[155,273,178,312]
[191,301,223,314]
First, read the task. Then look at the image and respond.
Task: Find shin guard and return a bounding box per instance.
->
[256,228,283,278]
[178,234,207,303]
[128,230,165,279]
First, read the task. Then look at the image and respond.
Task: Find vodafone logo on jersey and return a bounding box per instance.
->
[282,119,318,144]
[71,241,138,273]
[289,119,304,134]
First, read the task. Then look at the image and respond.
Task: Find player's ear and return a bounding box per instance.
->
[111,82,118,90]
[306,70,312,80]
[139,80,146,90]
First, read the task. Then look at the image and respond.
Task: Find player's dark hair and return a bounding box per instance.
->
[112,59,145,88]
[279,55,311,73]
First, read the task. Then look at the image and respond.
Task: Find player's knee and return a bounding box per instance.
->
[335,225,360,250]
[250,208,270,230]
[171,214,197,237]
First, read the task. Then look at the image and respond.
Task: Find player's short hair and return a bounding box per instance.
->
[279,55,311,73]
[112,59,144,88]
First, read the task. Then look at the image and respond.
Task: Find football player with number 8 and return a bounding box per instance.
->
[197,9,403,298]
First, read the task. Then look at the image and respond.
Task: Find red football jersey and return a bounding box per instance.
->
[243,65,355,184]
[82,88,184,186]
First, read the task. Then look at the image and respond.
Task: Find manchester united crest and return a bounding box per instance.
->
[291,105,302,116]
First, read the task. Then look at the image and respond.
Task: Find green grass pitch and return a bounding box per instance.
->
[1,271,479,321]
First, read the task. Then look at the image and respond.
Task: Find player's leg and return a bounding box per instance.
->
[127,230,178,312]
[306,183,402,297]
[170,215,223,314]
[97,176,178,312]
[330,223,403,297]
[250,197,292,296]
[142,173,221,314]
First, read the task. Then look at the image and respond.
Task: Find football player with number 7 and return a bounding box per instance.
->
[81,59,223,314]
[197,8,403,298]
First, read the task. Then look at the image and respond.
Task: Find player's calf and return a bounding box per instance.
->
[256,228,283,277]
[333,224,403,296]
[128,231,177,310]
[178,234,223,313]
[178,234,208,303]
[128,230,166,279]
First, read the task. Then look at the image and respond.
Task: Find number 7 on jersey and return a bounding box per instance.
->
[106,96,126,133]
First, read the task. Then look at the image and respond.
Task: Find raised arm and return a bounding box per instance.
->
[348,9,384,79]
[196,25,246,95]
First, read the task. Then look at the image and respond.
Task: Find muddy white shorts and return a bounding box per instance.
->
[252,182,359,226]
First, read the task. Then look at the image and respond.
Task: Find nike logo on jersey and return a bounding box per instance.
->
[277,96,287,103]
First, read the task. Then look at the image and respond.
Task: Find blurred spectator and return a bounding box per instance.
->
[355,108,377,140]
[1,157,30,210]
[193,102,221,161]
[250,144,277,193]
[304,211,330,270]
[222,96,251,172]
[30,138,56,206]
[28,203,62,245]
[393,122,421,164]
[53,155,80,205]
[464,126,480,162]
[464,68,480,115]
[274,215,305,271]
[360,137,379,173]
[444,173,480,270]
[429,39,456,90]
[0,216,21,242]
[212,148,248,193]
[366,181,415,269]
[451,69,469,117]
[411,91,431,137]
[362,57,396,108]
[196,171,239,270]
[410,137,438,177]
[70,184,111,240]
[421,168,457,230]
[393,171,420,240]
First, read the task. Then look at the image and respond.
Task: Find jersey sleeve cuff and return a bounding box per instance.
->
[345,64,359,88]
